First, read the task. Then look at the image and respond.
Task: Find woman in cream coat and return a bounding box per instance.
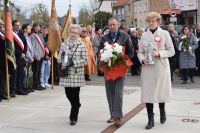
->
[137,12,175,130]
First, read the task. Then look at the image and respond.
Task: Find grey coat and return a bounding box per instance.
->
[25,35,34,62]
[57,38,88,87]
[178,32,198,69]
[30,32,45,59]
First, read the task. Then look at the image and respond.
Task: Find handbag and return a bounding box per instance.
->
[60,44,79,77]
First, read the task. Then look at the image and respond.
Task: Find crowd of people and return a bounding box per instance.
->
[0,20,53,101]
[0,11,200,130]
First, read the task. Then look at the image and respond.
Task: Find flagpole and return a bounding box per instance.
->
[51,54,54,89]
[5,52,10,100]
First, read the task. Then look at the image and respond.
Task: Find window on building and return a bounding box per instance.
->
[180,0,183,5]
[111,2,115,6]
[122,7,125,15]
[190,0,195,3]
[143,3,147,12]
[113,9,116,15]
[118,8,121,16]
[139,3,142,12]
[134,5,137,13]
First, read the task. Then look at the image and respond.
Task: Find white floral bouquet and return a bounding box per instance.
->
[98,42,133,80]
[179,35,190,52]
[99,42,125,68]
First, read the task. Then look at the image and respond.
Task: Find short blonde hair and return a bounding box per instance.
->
[146,12,162,24]
[69,24,82,34]
[167,23,175,32]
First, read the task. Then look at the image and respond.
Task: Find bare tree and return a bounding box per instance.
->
[78,0,104,25]
[93,0,103,11]
[30,3,49,24]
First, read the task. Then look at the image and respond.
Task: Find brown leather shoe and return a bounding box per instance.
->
[115,118,122,127]
[107,116,115,123]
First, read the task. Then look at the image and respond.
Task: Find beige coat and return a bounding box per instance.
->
[137,27,175,103]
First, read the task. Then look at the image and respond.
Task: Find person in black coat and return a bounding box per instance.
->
[0,19,6,101]
[167,24,179,81]
[11,20,28,95]
[194,23,200,76]
[130,29,141,75]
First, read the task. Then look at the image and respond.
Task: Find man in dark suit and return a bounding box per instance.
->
[0,19,6,101]
[98,18,134,127]
[11,20,28,95]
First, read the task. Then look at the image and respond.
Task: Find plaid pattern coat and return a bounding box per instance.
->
[58,38,88,87]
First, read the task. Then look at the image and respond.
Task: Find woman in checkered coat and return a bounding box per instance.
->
[57,24,88,126]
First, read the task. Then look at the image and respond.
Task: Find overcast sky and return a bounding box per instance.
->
[9,0,89,17]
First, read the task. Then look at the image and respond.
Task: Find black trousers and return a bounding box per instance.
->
[65,87,81,121]
[24,63,31,89]
[0,73,6,98]
[16,65,25,92]
[32,59,43,89]
[181,69,194,81]
[131,57,141,75]
[10,69,16,95]
[146,103,165,114]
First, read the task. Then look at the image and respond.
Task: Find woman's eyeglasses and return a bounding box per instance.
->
[70,31,79,35]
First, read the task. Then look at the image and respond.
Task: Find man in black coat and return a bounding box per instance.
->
[0,19,6,101]
[11,20,28,95]
[98,18,134,127]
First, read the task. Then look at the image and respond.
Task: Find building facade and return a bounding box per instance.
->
[133,0,169,28]
[94,0,117,13]
[124,0,134,27]
[169,0,198,25]
[133,0,149,28]
[198,0,200,23]
[112,0,128,23]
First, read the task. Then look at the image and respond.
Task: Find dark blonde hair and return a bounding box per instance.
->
[146,12,162,24]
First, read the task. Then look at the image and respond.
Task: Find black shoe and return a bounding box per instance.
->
[160,109,166,124]
[10,93,16,98]
[2,96,8,100]
[25,89,31,93]
[70,120,77,126]
[190,77,194,83]
[0,99,2,102]
[29,88,35,92]
[35,87,43,90]
[145,113,154,130]
[85,78,91,81]
[16,91,28,95]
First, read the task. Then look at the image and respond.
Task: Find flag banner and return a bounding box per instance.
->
[5,0,16,70]
[47,0,62,53]
[61,6,72,40]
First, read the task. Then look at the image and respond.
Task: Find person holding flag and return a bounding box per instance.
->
[0,19,6,101]
[4,0,16,99]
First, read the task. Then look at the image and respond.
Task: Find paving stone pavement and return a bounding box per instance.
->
[0,75,199,133]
